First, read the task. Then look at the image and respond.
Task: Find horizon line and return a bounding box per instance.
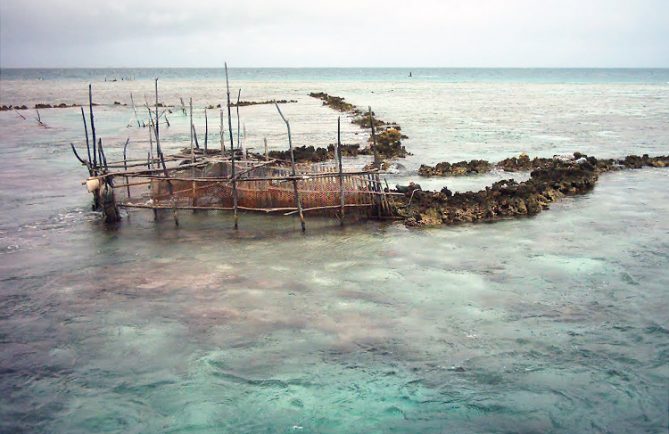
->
[2,66,669,70]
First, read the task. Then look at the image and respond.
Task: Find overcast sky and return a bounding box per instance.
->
[1,0,667,68]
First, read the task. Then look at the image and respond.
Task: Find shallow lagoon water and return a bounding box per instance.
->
[0,69,668,433]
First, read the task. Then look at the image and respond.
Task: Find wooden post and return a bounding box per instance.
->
[236,89,241,152]
[220,109,225,155]
[150,116,179,226]
[189,98,196,208]
[275,103,305,232]
[204,108,208,155]
[130,93,140,127]
[148,110,154,169]
[70,143,89,168]
[242,123,247,158]
[89,84,97,169]
[98,138,108,171]
[123,138,131,198]
[189,98,194,165]
[80,107,92,172]
[225,63,239,229]
[264,137,268,161]
[154,78,160,146]
[337,117,345,225]
[369,106,380,168]
[192,124,200,149]
[35,110,45,127]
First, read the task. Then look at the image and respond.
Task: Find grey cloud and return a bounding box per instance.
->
[1,0,668,67]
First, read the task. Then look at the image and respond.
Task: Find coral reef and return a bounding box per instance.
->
[396,153,669,227]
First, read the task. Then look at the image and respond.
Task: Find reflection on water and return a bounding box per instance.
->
[0,70,668,433]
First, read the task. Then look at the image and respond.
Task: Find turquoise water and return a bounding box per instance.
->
[0,69,668,433]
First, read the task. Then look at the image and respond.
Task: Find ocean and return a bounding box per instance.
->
[0,68,668,433]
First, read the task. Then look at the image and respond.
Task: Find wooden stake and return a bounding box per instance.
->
[204,108,208,155]
[192,124,200,149]
[130,92,140,127]
[80,107,92,170]
[98,138,108,170]
[189,98,196,207]
[236,89,241,151]
[123,138,131,198]
[148,109,154,169]
[220,109,225,154]
[154,78,160,146]
[337,116,345,225]
[35,110,45,127]
[369,106,380,168]
[225,62,239,229]
[89,84,97,168]
[264,137,268,161]
[149,115,179,226]
[70,143,89,168]
[189,98,194,165]
[275,103,305,232]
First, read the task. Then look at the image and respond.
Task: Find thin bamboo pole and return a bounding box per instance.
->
[154,78,160,147]
[190,98,194,166]
[204,108,208,155]
[136,171,397,184]
[98,139,107,170]
[369,106,379,168]
[189,98,196,207]
[119,202,375,214]
[80,107,92,169]
[70,143,89,168]
[337,117,345,225]
[284,203,375,216]
[130,93,141,127]
[236,89,241,151]
[123,138,131,198]
[148,118,154,170]
[149,115,179,226]
[220,109,225,155]
[89,84,97,169]
[275,103,305,231]
[225,63,239,229]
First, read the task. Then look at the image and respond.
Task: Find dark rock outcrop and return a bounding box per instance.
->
[395,154,669,227]
[419,159,491,176]
[309,92,409,160]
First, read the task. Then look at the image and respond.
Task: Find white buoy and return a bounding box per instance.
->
[86,177,100,193]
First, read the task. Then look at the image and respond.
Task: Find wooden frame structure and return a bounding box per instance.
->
[71,67,398,230]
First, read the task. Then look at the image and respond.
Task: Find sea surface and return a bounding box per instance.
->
[0,68,668,433]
